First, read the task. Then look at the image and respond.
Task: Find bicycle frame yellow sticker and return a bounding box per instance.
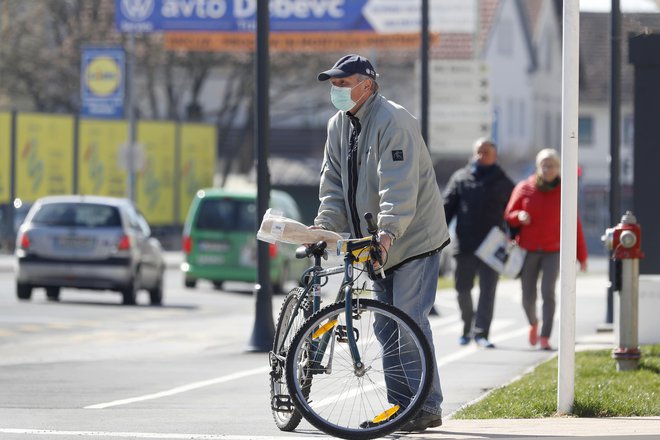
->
[372,405,400,423]
[312,320,338,339]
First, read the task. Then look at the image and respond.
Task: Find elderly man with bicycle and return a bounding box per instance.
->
[313,54,450,432]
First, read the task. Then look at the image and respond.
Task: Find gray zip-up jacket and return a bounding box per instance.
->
[314,92,450,272]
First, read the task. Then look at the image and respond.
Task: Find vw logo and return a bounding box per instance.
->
[120,0,155,22]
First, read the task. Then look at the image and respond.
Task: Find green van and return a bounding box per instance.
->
[181,188,307,292]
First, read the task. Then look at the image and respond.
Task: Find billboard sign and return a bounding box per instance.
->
[422,59,492,155]
[116,0,474,33]
[15,114,75,202]
[0,113,11,204]
[81,47,125,119]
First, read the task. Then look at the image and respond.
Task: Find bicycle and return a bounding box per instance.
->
[269,213,434,440]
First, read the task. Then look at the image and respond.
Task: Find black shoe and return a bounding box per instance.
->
[398,410,442,432]
[475,336,495,348]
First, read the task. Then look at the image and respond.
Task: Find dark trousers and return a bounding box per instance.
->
[520,251,560,338]
[453,253,499,339]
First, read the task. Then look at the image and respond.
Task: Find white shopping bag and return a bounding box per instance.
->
[475,226,526,278]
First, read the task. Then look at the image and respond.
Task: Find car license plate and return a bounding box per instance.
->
[196,254,225,265]
[198,240,229,252]
[55,236,95,250]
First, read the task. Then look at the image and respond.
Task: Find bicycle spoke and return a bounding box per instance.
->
[286,299,433,439]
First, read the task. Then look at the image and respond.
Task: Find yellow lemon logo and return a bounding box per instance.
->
[85,57,121,97]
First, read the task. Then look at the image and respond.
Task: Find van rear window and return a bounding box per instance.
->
[195,199,256,232]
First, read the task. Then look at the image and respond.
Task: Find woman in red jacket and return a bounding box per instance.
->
[504,149,588,350]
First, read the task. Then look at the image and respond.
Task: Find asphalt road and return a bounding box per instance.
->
[0,258,615,439]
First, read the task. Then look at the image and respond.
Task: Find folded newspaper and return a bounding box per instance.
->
[257,209,343,249]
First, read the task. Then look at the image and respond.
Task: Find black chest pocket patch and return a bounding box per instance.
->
[392,150,404,161]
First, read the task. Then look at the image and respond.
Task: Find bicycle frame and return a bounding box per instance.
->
[273,235,375,374]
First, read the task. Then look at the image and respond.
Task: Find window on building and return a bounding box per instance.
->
[544,112,552,146]
[508,99,515,137]
[623,113,634,147]
[579,116,594,146]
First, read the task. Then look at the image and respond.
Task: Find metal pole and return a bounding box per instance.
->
[606,0,622,325]
[557,0,580,415]
[248,0,274,352]
[420,0,429,145]
[126,33,136,202]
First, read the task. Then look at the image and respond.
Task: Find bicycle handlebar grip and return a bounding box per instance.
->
[364,212,378,235]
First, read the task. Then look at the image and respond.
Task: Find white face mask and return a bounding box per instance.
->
[330,80,367,112]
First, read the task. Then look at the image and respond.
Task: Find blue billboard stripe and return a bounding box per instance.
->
[116,0,372,33]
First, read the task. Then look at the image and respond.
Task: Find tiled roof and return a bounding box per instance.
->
[430,0,500,59]
[580,12,660,103]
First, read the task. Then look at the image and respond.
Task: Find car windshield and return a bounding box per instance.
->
[31,203,122,228]
[195,198,255,232]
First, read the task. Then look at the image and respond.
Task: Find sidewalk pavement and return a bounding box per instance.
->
[3,252,658,439]
[415,417,660,439]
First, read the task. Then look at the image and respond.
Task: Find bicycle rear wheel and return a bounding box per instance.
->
[270,287,310,431]
[285,298,433,440]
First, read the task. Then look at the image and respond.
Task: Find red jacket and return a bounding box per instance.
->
[504,175,588,263]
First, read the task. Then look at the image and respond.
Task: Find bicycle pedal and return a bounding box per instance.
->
[271,394,294,413]
[335,325,360,343]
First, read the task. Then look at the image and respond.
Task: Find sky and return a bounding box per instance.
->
[580,0,659,12]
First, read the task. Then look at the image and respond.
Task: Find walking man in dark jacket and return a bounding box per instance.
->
[443,138,514,348]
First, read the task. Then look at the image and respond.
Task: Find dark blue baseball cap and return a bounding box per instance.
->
[318,54,377,81]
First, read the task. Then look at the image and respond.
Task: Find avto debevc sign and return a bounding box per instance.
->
[116,0,372,33]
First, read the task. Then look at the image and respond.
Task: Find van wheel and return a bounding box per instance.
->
[16,283,32,300]
[46,287,60,301]
[212,281,224,290]
[184,277,197,288]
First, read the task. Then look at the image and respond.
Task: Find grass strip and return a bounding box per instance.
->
[453,344,660,419]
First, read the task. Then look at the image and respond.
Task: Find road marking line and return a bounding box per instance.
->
[0,429,326,439]
[84,366,270,409]
[84,321,524,410]
[437,324,528,367]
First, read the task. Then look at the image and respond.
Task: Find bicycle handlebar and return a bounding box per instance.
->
[364,212,378,235]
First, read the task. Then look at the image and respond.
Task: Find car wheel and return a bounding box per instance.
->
[184,277,197,289]
[149,271,164,306]
[212,281,224,290]
[122,279,138,305]
[16,283,32,301]
[46,286,60,301]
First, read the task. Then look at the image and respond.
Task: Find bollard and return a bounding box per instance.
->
[602,211,644,371]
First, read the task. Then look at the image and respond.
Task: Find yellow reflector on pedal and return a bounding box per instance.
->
[372,405,400,423]
[312,320,338,339]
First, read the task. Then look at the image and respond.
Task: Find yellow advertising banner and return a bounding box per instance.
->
[165,31,438,53]
[179,123,216,222]
[0,113,11,204]
[78,119,128,197]
[136,121,176,225]
[15,113,74,203]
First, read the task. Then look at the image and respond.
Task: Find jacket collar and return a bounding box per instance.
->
[347,92,379,122]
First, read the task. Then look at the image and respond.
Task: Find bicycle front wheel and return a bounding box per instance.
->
[285,299,433,440]
[270,287,310,431]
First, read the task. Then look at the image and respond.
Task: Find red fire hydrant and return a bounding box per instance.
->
[602,211,644,371]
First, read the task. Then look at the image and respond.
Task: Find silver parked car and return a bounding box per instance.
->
[15,195,165,305]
